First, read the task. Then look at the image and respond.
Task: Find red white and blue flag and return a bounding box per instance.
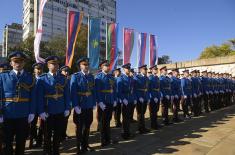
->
[137,32,147,67]
[149,34,158,67]
[65,10,84,67]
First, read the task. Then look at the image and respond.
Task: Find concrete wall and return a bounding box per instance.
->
[158,55,235,76]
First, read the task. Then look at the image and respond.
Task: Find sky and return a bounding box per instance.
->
[0,0,235,65]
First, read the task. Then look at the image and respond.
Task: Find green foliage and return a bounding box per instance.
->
[199,39,235,59]
[8,25,88,72]
[158,55,172,64]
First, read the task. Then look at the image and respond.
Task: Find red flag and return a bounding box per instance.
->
[123,28,134,64]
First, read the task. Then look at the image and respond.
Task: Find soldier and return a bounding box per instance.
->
[171,68,183,122]
[196,70,203,115]
[70,58,95,154]
[113,68,122,128]
[191,70,201,116]
[60,66,71,141]
[201,70,210,113]
[0,51,36,155]
[133,64,151,133]
[148,65,162,129]
[181,70,192,119]
[117,63,136,139]
[207,72,215,111]
[129,68,137,122]
[95,60,117,147]
[29,62,44,148]
[159,66,172,125]
[37,56,70,155]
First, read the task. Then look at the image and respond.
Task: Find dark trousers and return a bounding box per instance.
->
[136,101,147,131]
[62,112,71,140]
[114,102,122,126]
[100,104,113,145]
[149,99,160,128]
[73,108,93,153]
[192,97,200,116]
[182,96,191,117]
[43,113,65,155]
[29,115,38,147]
[129,103,136,121]
[4,117,29,155]
[122,103,132,136]
[203,94,209,112]
[209,94,215,111]
[161,97,170,124]
[172,98,180,120]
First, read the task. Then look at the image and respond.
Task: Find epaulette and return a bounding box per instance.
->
[39,73,47,77]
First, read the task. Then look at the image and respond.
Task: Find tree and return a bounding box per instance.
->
[199,39,235,59]
[158,55,172,64]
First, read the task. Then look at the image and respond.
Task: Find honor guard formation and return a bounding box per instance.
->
[0,51,235,155]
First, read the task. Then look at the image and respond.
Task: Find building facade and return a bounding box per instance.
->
[2,23,23,57]
[23,0,116,42]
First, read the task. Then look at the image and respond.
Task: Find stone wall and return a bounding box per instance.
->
[158,55,235,75]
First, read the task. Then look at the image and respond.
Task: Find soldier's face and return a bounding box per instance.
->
[10,59,25,71]
[123,68,130,75]
[102,65,110,73]
[80,62,89,72]
[140,67,147,75]
[115,70,121,77]
[34,68,43,76]
[152,69,158,75]
[161,69,167,75]
[173,71,178,77]
[47,63,59,73]
[184,72,189,77]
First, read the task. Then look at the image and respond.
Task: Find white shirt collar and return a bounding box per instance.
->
[49,71,57,76]
[81,70,89,75]
[13,69,24,75]
[102,71,108,75]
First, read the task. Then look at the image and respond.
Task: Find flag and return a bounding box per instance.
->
[65,11,84,67]
[137,32,147,67]
[123,28,134,64]
[88,18,101,69]
[34,0,47,63]
[107,23,118,70]
[149,34,158,67]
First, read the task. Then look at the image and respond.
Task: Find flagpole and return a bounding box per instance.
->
[87,15,90,58]
[123,28,125,65]
[149,34,151,67]
[137,31,139,69]
[106,20,108,60]
[66,8,69,58]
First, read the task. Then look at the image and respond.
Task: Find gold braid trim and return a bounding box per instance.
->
[55,78,68,91]
[19,77,36,91]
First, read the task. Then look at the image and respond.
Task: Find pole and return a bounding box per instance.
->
[87,15,90,58]
[106,20,108,60]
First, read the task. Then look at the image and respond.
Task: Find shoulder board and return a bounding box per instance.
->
[39,73,47,77]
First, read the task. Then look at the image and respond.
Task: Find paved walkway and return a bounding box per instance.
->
[26,105,235,155]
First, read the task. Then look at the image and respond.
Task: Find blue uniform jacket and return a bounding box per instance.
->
[181,77,192,96]
[133,74,150,101]
[117,74,136,103]
[149,75,161,99]
[159,75,172,97]
[95,72,117,105]
[171,76,182,97]
[70,72,96,109]
[37,72,70,115]
[0,70,36,119]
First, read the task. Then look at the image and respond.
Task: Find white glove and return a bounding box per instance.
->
[184,95,187,99]
[171,96,174,100]
[74,106,81,114]
[28,114,35,123]
[99,102,106,111]
[0,117,4,123]
[64,110,70,117]
[206,91,209,95]
[165,95,170,100]
[147,99,150,104]
[194,93,197,98]
[40,112,48,121]
[199,92,202,96]
[123,99,128,106]
[119,99,122,103]
[134,100,137,105]
[113,101,117,107]
[174,95,178,99]
[154,98,158,103]
[139,97,144,103]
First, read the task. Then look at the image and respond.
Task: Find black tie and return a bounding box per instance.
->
[17,72,21,78]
